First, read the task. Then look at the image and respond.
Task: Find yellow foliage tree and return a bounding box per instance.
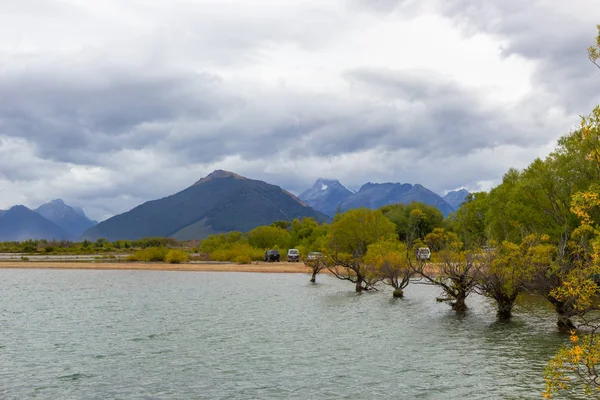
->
[544,39,600,395]
[475,240,537,319]
[364,240,413,297]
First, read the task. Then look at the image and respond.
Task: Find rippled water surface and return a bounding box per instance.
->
[0,269,577,399]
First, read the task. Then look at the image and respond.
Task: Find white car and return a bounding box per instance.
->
[287,249,300,262]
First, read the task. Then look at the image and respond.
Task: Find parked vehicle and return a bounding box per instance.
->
[306,252,323,261]
[264,249,280,262]
[416,247,431,261]
[287,249,300,262]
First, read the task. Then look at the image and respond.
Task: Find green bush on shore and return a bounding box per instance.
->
[234,254,252,264]
[165,249,190,264]
[126,247,170,262]
[210,243,263,262]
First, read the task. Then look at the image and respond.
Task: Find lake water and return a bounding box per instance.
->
[0,269,578,399]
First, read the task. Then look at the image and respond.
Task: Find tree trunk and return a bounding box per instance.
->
[556,314,575,331]
[310,271,317,283]
[496,301,513,320]
[554,301,576,331]
[392,288,404,298]
[451,292,468,312]
[355,275,363,293]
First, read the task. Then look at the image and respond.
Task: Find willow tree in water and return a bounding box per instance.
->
[414,230,480,312]
[305,255,326,283]
[326,208,396,292]
[364,240,413,298]
[475,241,534,320]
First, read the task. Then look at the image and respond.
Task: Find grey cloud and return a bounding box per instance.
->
[439,0,600,112]
[344,68,552,155]
[0,61,564,188]
[0,68,230,166]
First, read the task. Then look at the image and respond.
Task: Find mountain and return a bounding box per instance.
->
[82,170,331,241]
[298,178,354,217]
[35,199,97,239]
[337,182,455,216]
[0,205,69,241]
[300,179,456,216]
[443,189,470,210]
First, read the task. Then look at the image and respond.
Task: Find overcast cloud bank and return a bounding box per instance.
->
[1,0,599,221]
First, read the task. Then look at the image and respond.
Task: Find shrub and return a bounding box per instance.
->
[234,255,252,264]
[199,232,244,254]
[165,249,189,264]
[132,237,180,249]
[210,243,263,262]
[126,247,170,262]
[22,243,37,253]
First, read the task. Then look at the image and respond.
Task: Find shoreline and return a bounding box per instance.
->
[0,260,440,276]
[0,261,314,273]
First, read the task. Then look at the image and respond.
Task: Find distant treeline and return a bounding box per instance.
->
[0,237,185,254]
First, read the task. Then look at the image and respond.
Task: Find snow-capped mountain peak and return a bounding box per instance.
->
[299,178,354,217]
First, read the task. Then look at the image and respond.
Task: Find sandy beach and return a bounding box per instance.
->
[0,260,314,273]
[0,260,441,277]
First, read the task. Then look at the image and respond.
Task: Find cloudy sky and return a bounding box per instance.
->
[1,0,599,221]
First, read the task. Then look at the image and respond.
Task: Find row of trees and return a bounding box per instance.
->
[0,237,176,254]
[196,201,447,264]
[244,25,600,398]
[438,27,600,398]
[309,208,559,320]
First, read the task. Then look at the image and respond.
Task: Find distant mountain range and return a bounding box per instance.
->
[2,172,470,242]
[35,199,97,239]
[299,179,469,217]
[0,200,97,242]
[82,170,331,241]
[298,179,354,217]
[0,205,69,242]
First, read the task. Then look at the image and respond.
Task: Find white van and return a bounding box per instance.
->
[416,247,431,261]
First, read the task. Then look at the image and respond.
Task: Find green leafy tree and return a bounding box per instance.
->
[327,208,396,292]
[424,228,459,253]
[246,226,291,249]
[289,218,328,252]
[446,192,490,249]
[271,220,292,230]
[544,37,600,394]
[381,202,444,245]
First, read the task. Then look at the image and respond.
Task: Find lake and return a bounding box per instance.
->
[0,269,578,399]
